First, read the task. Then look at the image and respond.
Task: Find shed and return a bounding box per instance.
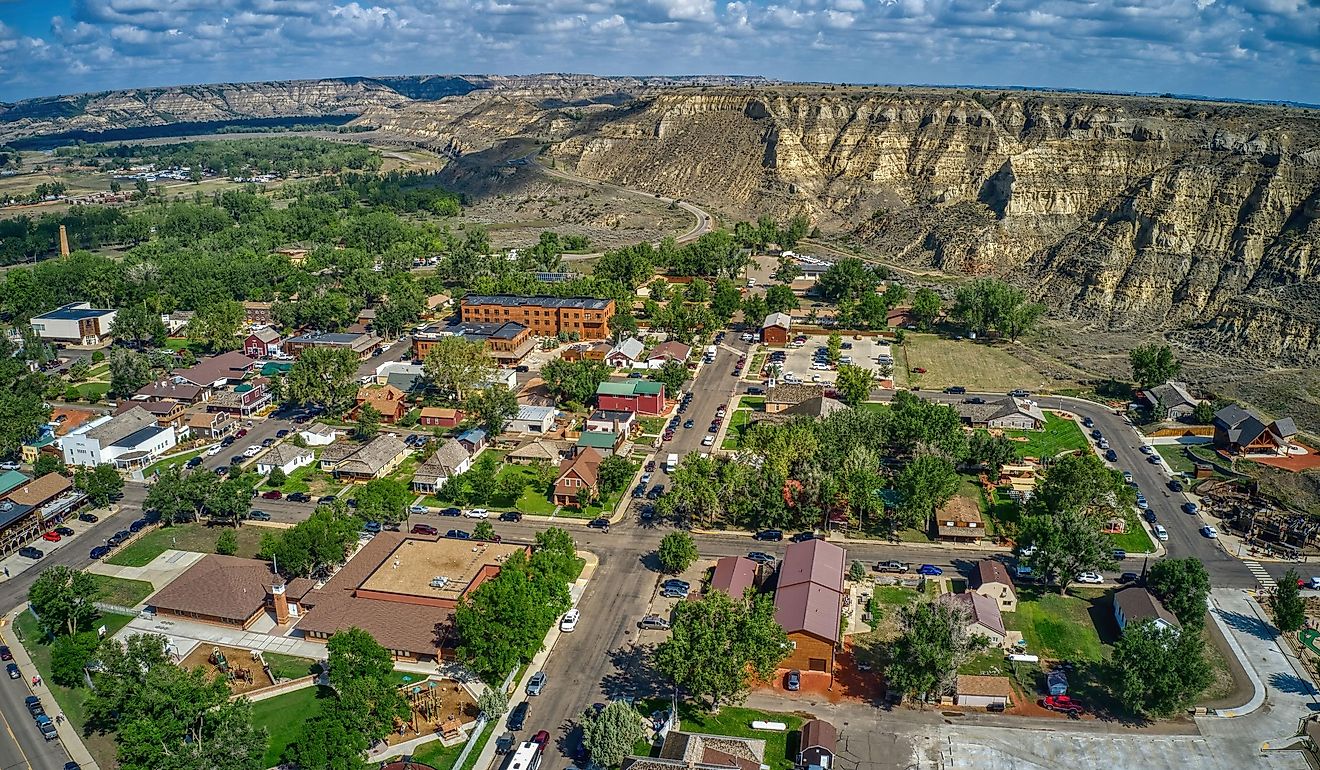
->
[797,719,837,769]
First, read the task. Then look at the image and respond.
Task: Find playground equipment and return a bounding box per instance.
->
[401,678,470,736]
[208,647,228,674]
[1299,629,1320,656]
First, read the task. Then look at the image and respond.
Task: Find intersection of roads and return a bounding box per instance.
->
[0,331,1297,769]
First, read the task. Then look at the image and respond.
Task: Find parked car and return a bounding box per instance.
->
[1168,479,1184,492]
[55,526,74,537]
[1040,695,1084,714]
[24,695,43,717]
[507,701,528,731]
[917,564,943,576]
[701,435,715,447]
[18,546,43,559]
[1009,389,1030,398]
[261,490,282,500]
[1105,449,1119,462]
[411,524,439,536]
[0,646,11,661]
[41,531,60,542]
[1146,454,1162,465]
[1090,429,1103,440]
[465,508,490,519]
[525,671,548,695]
[186,457,203,468]
[77,511,100,524]
[632,483,648,499]
[747,551,776,565]
[1075,571,1103,584]
[499,511,523,522]
[1121,471,1133,483]
[1118,572,1141,584]
[875,560,910,573]
[944,386,966,394]
[445,529,471,540]
[560,609,580,632]
[409,504,429,514]
[440,507,463,517]
[790,531,818,543]
[288,492,311,503]
[1112,549,1127,560]
[785,670,801,691]
[964,396,986,404]
[1143,509,1158,524]
[588,518,611,531]
[1182,501,1199,514]
[754,529,784,541]
[639,615,671,631]
[248,510,272,521]
[1081,416,1094,428]
[661,579,691,592]
[90,545,110,559]
[1201,525,1218,539]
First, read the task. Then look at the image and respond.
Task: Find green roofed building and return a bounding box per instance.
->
[576,430,621,457]
[0,470,32,498]
[595,379,666,416]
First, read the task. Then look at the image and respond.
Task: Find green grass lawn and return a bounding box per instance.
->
[639,417,667,436]
[262,652,320,681]
[144,447,206,478]
[260,461,341,495]
[1156,443,1231,480]
[722,408,753,449]
[1004,413,1088,460]
[858,402,890,414]
[738,396,766,408]
[250,685,334,767]
[1004,587,1112,662]
[91,574,155,607]
[644,701,803,770]
[981,486,1020,537]
[105,523,268,566]
[575,488,624,519]
[517,486,558,515]
[13,610,136,769]
[1108,509,1156,554]
[75,381,110,400]
[386,453,424,485]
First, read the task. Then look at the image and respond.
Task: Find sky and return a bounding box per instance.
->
[0,0,1317,104]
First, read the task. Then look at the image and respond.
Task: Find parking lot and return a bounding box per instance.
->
[770,333,892,386]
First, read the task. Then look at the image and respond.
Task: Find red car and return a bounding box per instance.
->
[911,367,928,374]
[41,531,61,542]
[530,730,550,753]
[410,524,438,536]
[235,428,249,438]
[261,490,282,500]
[1040,695,1085,714]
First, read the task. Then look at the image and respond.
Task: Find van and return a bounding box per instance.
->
[1154,524,1168,541]
[664,453,679,473]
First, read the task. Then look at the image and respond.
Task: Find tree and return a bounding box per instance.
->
[1016,508,1116,593]
[1028,452,1133,521]
[686,278,710,302]
[477,686,509,719]
[326,628,410,744]
[911,288,941,329]
[764,284,798,314]
[34,454,66,477]
[1147,558,1210,627]
[464,383,519,436]
[473,520,497,542]
[580,700,645,768]
[285,346,360,414]
[73,463,124,507]
[1192,401,1217,424]
[772,255,800,283]
[710,278,743,322]
[849,560,867,582]
[422,336,493,402]
[28,565,99,637]
[654,589,787,709]
[576,486,594,509]
[1112,621,1211,718]
[1130,343,1181,387]
[456,551,569,683]
[1274,568,1307,632]
[465,453,499,505]
[354,478,411,523]
[185,299,244,353]
[834,364,876,407]
[110,302,167,349]
[597,454,635,494]
[67,358,91,382]
[967,430,1017,477]
[887,391,968,460]
[539,358,610,406]
[50,631,100,687]
[266,503,362,578]
[353,403,381,440]
[818,257,878,302]
[741,294,768,329]
[108,348,152,398]
[657,531,699,574]
[267,466,287,487]
[826,332,842,364]
[895,454,960,528]
[287,701,370,770]
[216,529,239,555]
[886,599,976,701]
[651,359,689,395]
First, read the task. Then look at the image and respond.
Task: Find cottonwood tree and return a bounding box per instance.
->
[765,284,798,314]
[353,403,381,440]
[834,364,876,406]
[108,348,152,398]
[886,599,976,702]
[28,565,99,637]
[580,700,645,767]
[1112,621,1211,718]
[285,346,360,414]
[968,430,1017,477]
[1147,558,1210,627]
[773,255,800,283]
[657,531,699,574]
[653,589,787,709]
[263,502,362,578]
[185,300,244,354]
[326,628,410,743]
[1130,343,1181,388]
[1028,452,1134,520]
[423,336,493,402]
[951,278,1045,340]
[910,288,941,329]
[1274,568,1307,632]
[539,358,610,406]
[1016,508,1117,593]
[895,454,960,528]
[651,360,690,395]
[597,454,636,494]
[110,302,167,349]
[73,463,124,506]
[455,550,572,683]
[355,478,411,523]
[465,383,519,436]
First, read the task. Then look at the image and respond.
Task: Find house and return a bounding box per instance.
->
[750,395,846,426]
[764,384,825,414]
[1212,404,1298,456]
[29,303,117,346]
[242,301,275,325]
[506,440,569,465]
[1139,381,1202,421]
[411,439,472,493]
[115,399,188,431]
[621,730,765,770]
[553,447,602,507]
[173,351,257,388]
[596,380,665,415]
[161,310,194,335]
[419,407,463,428]
[0,471,31,499]
[298,422,339,447]
[255,444,314,477]
[284,331,381,360]
[970,559,1017,612]
[457,428,487,454]
[585,410,636,435]
[243,327,283,358]
[933,497,984,543]
[576,430,622,458]
[774,538,846,674]
[321,435,409,481]
[561,341,613,362]
[183,409,232,440]
[1113,587,1181,633]
[147,554,314,629]
[606,337,645,368]
[412,321,536,364]
[355,385,408,424]
[886,307,916,328]
[954,397,1047,430]
[376,362,427,393]
[62,407,177,469]
[508,405,557,435]
[206,379,272,418]
[955,675,1013,709]
[460,295,614,340]
[761,311,791,346]
[943,592,1007,647]
[646,341,691,368]
[425,293,451,316]
[133,381,208,406]
[797,719,838,770]
[709,556,757,598]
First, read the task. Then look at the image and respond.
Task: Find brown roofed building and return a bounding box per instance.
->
[709,556,757,598]
[797,720,838,769]
[133,381,208,405]
[1113,586,1181,633]
[933,497,984,543]
[173,351,257,388]
[955,675,1014,709]
[774,538,846,674]
[355,384,408,423]
[554,447,601,508]
[147,555,305,629]
[328,434,409,481]
[6,472,73,509]
[622,731,767,770]
[460,295,614,340]
[765,384,825,414]
[419,407,463,428]
[971,559,1017,612]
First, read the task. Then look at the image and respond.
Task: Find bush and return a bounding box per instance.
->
[90,350,105,363]
[849,560,867,582]
[216,530,238,556]
[267,467,287,487]
[64,386,82,402]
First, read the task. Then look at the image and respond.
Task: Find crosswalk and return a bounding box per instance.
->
[1244,560,1277,589]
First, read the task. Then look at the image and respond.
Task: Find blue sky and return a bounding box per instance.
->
[1,0,1317,104]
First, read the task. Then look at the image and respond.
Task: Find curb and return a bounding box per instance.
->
[1204,592,1267,718]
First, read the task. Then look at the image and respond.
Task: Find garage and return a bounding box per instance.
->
[955,674,1013,709]
[808,657,828,672]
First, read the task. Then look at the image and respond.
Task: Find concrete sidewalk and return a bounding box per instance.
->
[1,606,100,769]
[85,548,205,591]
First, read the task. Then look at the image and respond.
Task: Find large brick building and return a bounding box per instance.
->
[460,295,614,340]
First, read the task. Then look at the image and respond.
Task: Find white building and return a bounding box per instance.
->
[508,405,557,434]
[298,423,339,447]
[62,407,176,468]
[30,303,118,346]
[255,444,314,476]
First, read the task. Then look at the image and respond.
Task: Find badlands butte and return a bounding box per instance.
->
[4,74,1318,412]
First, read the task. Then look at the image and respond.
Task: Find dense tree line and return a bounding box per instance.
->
[58,137,381,177]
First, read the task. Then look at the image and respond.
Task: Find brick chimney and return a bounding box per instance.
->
[271,582,289,625]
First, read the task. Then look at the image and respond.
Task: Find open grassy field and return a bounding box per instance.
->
[897,334,1072,392]
[91,574,155,607]
[262,652,320,681]
[250,684,334,767]
[1004,587,1112,662]
[1003,412,1088,459]
[105,523,268,566]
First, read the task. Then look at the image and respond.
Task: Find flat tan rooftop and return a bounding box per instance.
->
[357,538,526,602]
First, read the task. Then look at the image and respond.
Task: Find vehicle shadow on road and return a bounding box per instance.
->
[1268,671,1319,696]
[1213,609,1279,642]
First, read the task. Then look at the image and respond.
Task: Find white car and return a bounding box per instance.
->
[640,473,652,485]
[701,435,715,447]
[465,508,490,519]
[811,375,822,383]
[1075,571,1104,584]
[810,363,830,371]
[1139,445,1155,455]
[205,445,222,457]
[243,445,261,457]
[560,609,580,632]
[1200,525,1218,539]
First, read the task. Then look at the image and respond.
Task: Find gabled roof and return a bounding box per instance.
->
[173,351,256,386]
[458,428,487,444]
[148,555,277,624]
[1213,403,1251,430]
[774,581,841,641]
[1114,586,1181,628]
[944,592,1005,636]
[514,405,556,422]
[507,440,568,463]
[259,443,312,468]
[647,341,691,361]
[557,447,602,487]
[800,720,837,754]
[1146,381,1198,410]
[576,431,618,449]
[608,337,644,361]
[334,435,407,475]
[778,538,846,593]
[7,472,72,507]
[972,559,1014,590]
[710,556,756,597]
[414,440,471,483]
[419,407,461,420]
[763,311,791,329]
[84,407,159,445]
[0,470,32,497]
[134,381,205,402]
[247,327,281,343]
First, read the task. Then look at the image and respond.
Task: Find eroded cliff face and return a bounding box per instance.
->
[540,89,1320,363]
